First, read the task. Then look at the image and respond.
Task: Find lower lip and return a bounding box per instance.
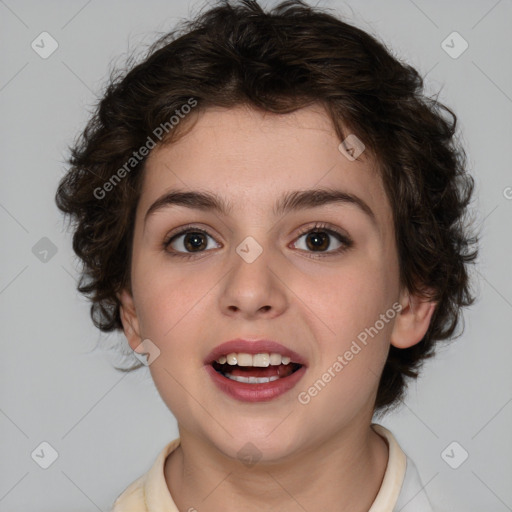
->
[204,364,307,402]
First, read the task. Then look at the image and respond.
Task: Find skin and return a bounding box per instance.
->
[119,104,436,512]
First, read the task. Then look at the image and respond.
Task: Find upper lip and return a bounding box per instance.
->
[204,339,307,366]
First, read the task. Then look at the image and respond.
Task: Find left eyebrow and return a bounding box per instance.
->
[144,187,377,227]
[273,188,376,225]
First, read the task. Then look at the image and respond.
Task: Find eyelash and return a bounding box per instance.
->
[162,221,353,260]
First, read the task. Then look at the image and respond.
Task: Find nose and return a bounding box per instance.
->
[218,245,288,320]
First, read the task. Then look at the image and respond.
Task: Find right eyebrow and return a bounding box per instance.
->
[144,190,233,224]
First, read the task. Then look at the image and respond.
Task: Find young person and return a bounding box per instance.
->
[56,1,478,510]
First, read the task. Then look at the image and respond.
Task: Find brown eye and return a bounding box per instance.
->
[164,228,220,256]
[292,224,353,256]
[303,231,330,251]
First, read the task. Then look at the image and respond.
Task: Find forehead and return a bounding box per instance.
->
[140,104,391,231]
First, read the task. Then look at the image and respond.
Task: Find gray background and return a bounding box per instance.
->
[1,0,511,510]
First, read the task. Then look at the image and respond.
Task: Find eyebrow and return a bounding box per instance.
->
[144,188,377,226]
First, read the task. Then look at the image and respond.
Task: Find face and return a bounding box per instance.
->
[120,104,426,464]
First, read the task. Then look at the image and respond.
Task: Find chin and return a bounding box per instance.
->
[212,428,301,466]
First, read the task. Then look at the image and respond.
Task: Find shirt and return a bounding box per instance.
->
[111,423,435,511]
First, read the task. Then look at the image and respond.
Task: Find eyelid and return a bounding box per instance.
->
[294,221,350,240]
[163,223,220,244]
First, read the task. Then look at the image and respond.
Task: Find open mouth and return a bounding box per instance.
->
[204,343,307,401]
[205,351,307,402]
[211,359,303,384]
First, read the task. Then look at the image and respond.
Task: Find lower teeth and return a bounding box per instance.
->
[223,373,280,384]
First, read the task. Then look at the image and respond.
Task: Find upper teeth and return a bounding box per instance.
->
[216,352,291,366]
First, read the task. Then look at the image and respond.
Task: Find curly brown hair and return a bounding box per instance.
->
[55,0,478,413]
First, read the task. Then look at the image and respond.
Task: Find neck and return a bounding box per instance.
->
[164,421,389,512]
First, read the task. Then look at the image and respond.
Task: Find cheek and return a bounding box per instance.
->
[131,257,220,364]
[296,252,398,395]
[131,258,191,336]
[300,255,396,332]
[297,270,395,414]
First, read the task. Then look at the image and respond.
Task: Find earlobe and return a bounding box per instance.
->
[390,289,437,349]
[118,289,142,351]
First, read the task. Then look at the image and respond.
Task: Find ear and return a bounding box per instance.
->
[390,288,437,349]
[118,288,142,352]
